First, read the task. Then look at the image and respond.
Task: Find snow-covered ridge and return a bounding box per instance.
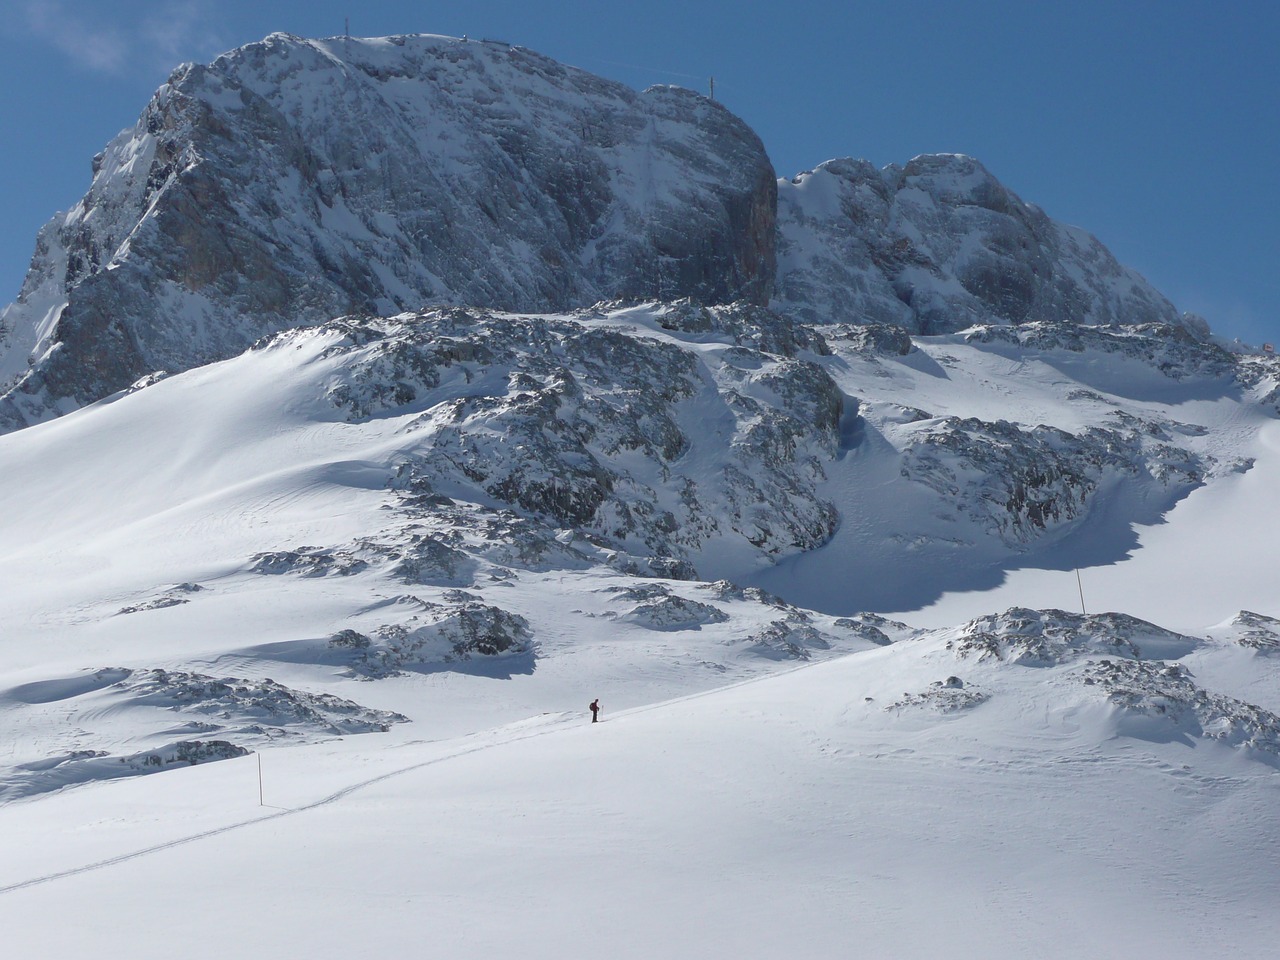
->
[183,303,1263,599]
[0,300,1267,650]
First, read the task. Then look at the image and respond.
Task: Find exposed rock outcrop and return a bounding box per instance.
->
[774,154,1190,334]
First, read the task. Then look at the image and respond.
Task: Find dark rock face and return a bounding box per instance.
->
[0,33,775,428]
[774,154,1186,334]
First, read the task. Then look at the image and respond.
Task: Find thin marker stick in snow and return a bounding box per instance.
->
[258,753,264,807]
[1076,568,1087,616]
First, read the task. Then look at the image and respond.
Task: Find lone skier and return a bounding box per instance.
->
[589,699,600,723]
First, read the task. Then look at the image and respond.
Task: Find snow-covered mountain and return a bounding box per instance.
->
[0,34,1217,432]
[773,154,1198,335]
[0,32,774,428]
[2,31,1279,957]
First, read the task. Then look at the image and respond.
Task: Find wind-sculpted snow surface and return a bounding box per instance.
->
[775,154,1194,335]
[0,33,774,428]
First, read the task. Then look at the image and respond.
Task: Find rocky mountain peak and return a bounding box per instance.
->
[773,151,1188,335]
[0,32,775,429]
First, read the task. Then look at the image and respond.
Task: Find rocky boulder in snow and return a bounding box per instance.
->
[330,598,533,678]
[745,614,834,661]
[621,593,730,630]
[1081,659,1280,761]
[946,608,1201,665]
[120,668,407,734]
[1216,611,1280,652]
[889,676,989,713]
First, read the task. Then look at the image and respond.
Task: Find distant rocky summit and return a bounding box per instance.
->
[773,154,1191,334]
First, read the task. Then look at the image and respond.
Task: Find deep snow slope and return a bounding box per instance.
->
[0,32,774,428]
[0,301,1275,786]
[1,610,1279,958]
[1,301,1279,954]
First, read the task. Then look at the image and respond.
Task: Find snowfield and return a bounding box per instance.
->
[1,302,1278,957]
[3,649,1279,959]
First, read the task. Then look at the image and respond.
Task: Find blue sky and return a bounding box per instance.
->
[1,0,1275,344]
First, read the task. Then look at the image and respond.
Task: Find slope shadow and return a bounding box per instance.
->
[2,669,132,705]
[967,340,1243,405]
[744,479,1179,617]
[402,652,536,680]
[239,637,536,680]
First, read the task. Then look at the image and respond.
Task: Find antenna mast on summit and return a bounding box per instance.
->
[709,76,715,100]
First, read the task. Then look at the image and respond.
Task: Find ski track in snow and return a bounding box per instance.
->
[0,712,576,896]
[0,657,818,897]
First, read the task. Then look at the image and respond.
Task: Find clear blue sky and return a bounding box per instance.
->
[1,0,1276,344]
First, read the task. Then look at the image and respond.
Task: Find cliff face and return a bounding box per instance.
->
[0,33,776,428]
[773,154,1187,334]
